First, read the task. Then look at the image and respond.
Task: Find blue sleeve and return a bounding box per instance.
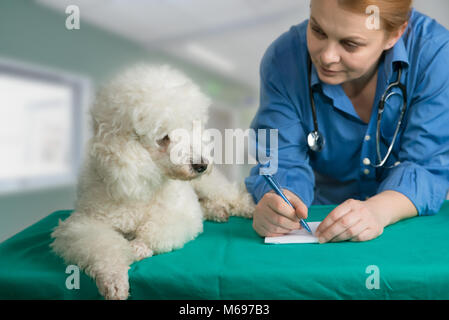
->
[244,45,315,206]
[377,43,449,215]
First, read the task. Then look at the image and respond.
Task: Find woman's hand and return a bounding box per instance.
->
[315,198,387,243]
[252,189,308,237]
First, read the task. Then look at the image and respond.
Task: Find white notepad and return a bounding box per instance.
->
[264,221,322,244]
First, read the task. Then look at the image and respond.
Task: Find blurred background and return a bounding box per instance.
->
[1,0,448,242]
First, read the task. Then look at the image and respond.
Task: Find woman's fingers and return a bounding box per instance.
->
[284,189,308,220]
[315,200,354,237]
[253,212,291,236]
[329,218,366,242]
[316,203,363,243]
[253,191,303,237]
[266,193,297,221]
[263,211,299,233]
[265,193,301,227]
[315,199,383,243]
[349,228,375,242]
[267,189,308,222]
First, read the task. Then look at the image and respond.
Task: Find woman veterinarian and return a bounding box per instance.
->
[245,0,449,243]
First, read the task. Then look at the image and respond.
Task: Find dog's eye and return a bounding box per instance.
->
[156,135,170,147]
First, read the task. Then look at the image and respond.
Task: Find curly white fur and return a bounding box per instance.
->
[50,64,254,300]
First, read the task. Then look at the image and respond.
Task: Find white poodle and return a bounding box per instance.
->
[50,64,254,300]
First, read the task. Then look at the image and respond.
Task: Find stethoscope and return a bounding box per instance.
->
[306,55,408,169]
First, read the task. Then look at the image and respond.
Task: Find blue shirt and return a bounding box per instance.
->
[245,9,449,215]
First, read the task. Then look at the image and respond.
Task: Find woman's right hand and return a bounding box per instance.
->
[252,189,308,237]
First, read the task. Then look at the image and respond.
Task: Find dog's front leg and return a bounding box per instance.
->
[129,238,153,261]
[191,168,255,221]
[51,214,136,300]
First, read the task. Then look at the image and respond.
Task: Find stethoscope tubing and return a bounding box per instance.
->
[306,55,407,169]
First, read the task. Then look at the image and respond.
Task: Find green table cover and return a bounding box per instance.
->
[1,201,449,300]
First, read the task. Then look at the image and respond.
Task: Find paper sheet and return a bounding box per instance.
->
[264,221,322,244]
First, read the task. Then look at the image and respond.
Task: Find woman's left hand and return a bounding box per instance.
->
[314,199,386,243]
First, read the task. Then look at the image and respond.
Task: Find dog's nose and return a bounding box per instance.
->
[192,163,208,173]
[191,158,208,173]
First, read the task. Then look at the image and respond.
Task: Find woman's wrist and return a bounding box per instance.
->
[364,190,418,228]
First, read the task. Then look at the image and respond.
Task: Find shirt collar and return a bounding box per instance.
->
[383,36,409,83]
[310,62,357,118]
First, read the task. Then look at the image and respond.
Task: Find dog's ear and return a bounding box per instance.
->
[131,107,167,149]
[90,133,163,202]
[132,107,151,137]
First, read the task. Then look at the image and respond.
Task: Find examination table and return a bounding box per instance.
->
[1,201,449,299]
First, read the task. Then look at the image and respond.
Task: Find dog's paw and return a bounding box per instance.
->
[199,198,231,222]
[130,239,153,261]
[230,192,255,219]
[96,266,130,300]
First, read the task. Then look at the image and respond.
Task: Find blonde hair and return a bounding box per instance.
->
[338,0,413,32]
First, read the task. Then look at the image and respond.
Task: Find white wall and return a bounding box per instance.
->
[414,0,449,29]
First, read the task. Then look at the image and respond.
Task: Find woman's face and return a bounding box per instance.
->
[307,0,398,85]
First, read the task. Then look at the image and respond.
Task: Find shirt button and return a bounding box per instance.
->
[394,161,401,166]
[363,169,370,175]
[365,135,371,141]
[363,158,371,166]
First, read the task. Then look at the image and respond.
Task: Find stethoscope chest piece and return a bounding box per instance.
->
[307,130,325,152]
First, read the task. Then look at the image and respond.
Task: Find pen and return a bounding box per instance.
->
[263,174,312,234]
